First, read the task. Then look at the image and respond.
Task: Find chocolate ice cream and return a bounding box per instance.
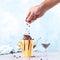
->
[23,34,33,40]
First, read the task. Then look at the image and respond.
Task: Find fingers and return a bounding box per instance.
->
[26,12,33,23]
[26,12,37,24]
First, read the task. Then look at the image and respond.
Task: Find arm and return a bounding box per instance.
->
[26,0,60,23]
[43,0,60,11]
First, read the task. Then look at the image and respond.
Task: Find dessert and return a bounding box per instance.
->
[18,34,34,57]
[23,34,32,40]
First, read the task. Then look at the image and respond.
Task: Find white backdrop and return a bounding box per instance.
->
[0,0,60,54]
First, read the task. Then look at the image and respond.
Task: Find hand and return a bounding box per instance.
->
[25,0,59,24]
[26,4,46,24]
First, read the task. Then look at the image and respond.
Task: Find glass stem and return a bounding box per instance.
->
[45,49,48,60]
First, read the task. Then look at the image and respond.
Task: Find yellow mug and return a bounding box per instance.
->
[18,40,34,58]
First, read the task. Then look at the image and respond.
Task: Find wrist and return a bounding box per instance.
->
[38,1,48,13]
